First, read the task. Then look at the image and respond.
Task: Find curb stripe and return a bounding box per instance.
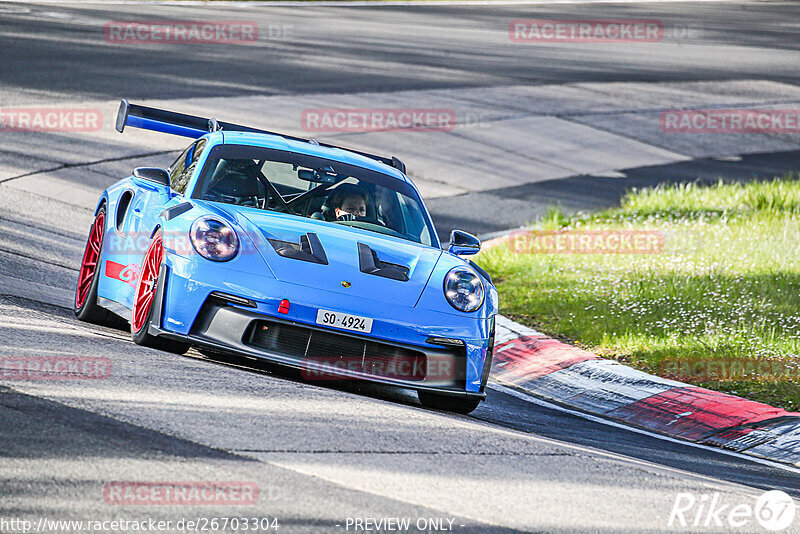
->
[739,419,800,465]
[494,336,598,382]
[495,314,544,344]
[703,417,800,465]
[491,314,800,467]
[516,359,682,414]
[607,386,793,441]
[491,382,800,474]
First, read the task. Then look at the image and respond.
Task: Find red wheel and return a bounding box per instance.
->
[74,206,124,328]
[130,231,189,354]
[76,211,104,309]
[132,232,163,334]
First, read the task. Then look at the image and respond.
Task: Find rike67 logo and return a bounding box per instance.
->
[669,490,796,531]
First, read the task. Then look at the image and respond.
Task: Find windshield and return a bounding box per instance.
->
[192,144,436,246]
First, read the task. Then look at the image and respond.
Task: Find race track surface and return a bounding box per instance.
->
[1,2,799,532]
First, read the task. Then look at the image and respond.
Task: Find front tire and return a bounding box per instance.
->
[74,206,125,328]
[417,391,482,414]
[131,230,189,355]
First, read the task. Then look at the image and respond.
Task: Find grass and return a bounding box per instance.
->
[477,177,800,411]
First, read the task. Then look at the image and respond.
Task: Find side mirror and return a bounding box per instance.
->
[133,167,171,187]
[448,230,481,256]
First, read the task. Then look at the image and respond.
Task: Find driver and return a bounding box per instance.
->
[326,184,369,221]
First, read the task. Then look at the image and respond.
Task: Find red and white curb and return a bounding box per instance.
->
[490,315,800,467]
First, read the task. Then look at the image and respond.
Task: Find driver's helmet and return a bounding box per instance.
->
[323,183,370,220]
[205,159,262,203]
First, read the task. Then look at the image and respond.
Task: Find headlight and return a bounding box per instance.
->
[443,266,484,312]
[190,217,239,261]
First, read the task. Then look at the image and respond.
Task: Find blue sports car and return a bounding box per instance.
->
[74,101,497,413]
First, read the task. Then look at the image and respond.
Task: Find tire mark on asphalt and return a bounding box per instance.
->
[0,214,84,242]
[0,294,71,312]
[0,247,76,271]
[0,294,132,343]
[0,387,255,461]
[0,146,64,165]
[0,149,179,185]
[437,84,800,121]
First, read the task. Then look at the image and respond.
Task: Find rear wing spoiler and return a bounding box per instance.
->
[115,99,406,173]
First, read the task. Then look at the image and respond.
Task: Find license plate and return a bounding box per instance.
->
[316,309,373,333]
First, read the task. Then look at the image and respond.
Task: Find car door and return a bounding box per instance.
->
[136,138,207,240]
[102,141,200,308]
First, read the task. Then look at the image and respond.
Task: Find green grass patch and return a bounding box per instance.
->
[478,177,800,411]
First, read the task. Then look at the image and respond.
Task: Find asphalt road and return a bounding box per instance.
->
[1,1,799,533]
[4,0,800,236]
[4,1,800,101]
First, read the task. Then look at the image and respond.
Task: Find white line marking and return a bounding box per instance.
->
[488,381,800,475]
[2,0,755,5]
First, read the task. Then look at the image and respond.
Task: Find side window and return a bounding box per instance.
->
[170,139,206,195]
[168,145,191,191]
[260,160,306,195]
[398,194,431,246]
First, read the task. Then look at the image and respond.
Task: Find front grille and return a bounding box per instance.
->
[246,320,427,381]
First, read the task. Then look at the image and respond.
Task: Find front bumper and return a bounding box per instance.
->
[150,258,493,397]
